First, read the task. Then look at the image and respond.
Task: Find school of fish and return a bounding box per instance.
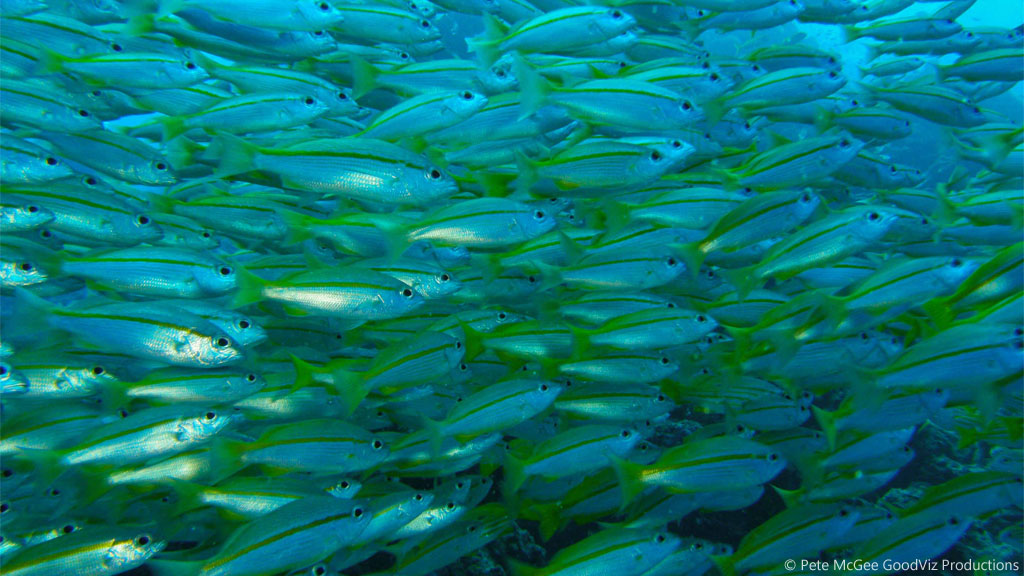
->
[0,0,1022,575]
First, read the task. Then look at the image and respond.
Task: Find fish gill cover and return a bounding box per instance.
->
[0,0,1021,576]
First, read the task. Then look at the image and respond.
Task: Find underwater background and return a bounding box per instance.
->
[0,1,1022,576]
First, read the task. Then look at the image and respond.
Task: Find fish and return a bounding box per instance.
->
[2,1,1020,574]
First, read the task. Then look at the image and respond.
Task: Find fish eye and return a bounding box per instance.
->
[468,525,478,532]
[890,165,897,173]
[0,366,6,376]
[621,430,631,438]
[429,169,442,179]
[402,288,414,298]
[667,301,675,308]
[185,61,198,70]
[353,507,363,517]
[650,150,662,161]
[91,89,102,96]
[709,73,719,81]
[137,214,150,225]
[540,384,548,391]
[414,493,423,501]
[800,193,811,202]
[948,517,959,525]
[462,91,473,100]
[839,508,849,517]
[246,373,256,382]
[400,51,410,59]
[951,258,962,267]
[972,107,980,114]
[63,524,75,533]
[111,43,123,52]
[45,157,58,166]
[304,97,315,105]
[696,315,706,323]
[202,232,211,238]
[337,91,348,100]
[611,9,622,18]
[215,337,230,347]
[314,567,326,576]
[534,210,545,220]
[239,320,251,329]
[671,140,682,148]
[78,109,90,117]
[839,139,850,148]
[498,312,507,319]
[656,534,666,543]
[769,453,779,461]
[219,266,233,276]
[459,363,468,370]
[667,257,676,266]
[495,69,506,78]
[93,366,105,375]
[527,275,537,283]
[446,502,456,510]
[319,1,329,9]
[0,503,9,513]
[155,162,167,171]
[681,101,692,110]
[313,30,324,36]
[660,357,669,365]
[868,212,880,221]
[19,262,32,271]
[372,439,383,449]
[440,274,450,281]
[420,19,430,27]
[455,340,462,349]
[136,535,150,546]
[205,411,216,420]
[828,71,837,78]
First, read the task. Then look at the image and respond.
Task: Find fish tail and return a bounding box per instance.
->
[812,405,838,450]
[922,296,955,329]
[459,321,486,361]
[351,56,379,99]
[167,479,206,516]
[771,484,805,508]
[231,267,267,309]
[531,502,562,541]
[514,149,539,196]
[165,134,204,171]
[209,437,247,479]
[160,116,187,143]
[532,260,563,294]
[671,241,706,284]
[211,133,258,178]
[608,454,644,509]
[333,367,369,415]
[124,12,156,36]
[511,53,549,120]
[9,287,57,340]
[712,554,737,576]
[466,14,505,65]
[841,25,860,43]
[718,265,759,300]
[502,451,527,496]
[36,48,66,76]
[282,214,313,245]
[290,354,323,391]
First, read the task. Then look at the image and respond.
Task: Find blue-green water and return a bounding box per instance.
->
[0,1,1022,576]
